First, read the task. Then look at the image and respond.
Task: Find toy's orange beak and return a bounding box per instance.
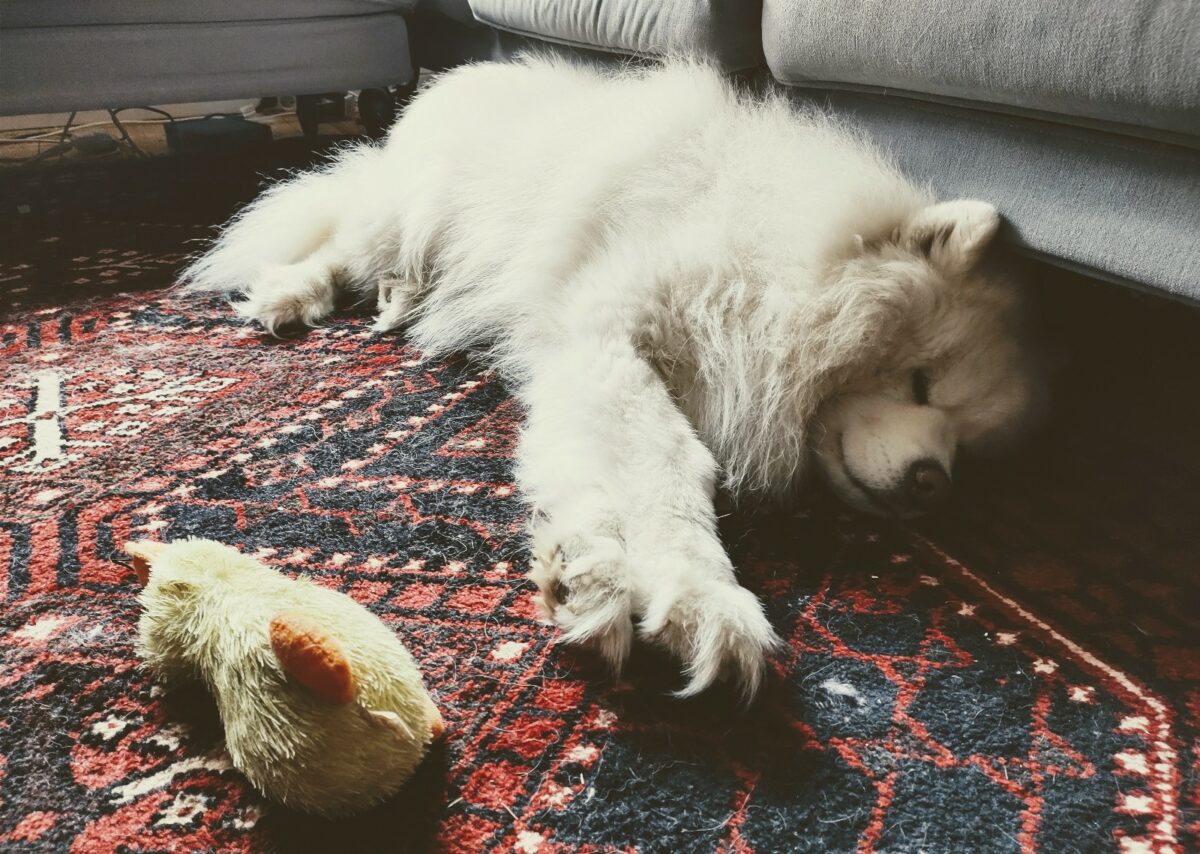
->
[122,540,166,586]
[430,707,446,740]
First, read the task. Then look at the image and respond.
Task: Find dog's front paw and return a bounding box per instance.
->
[641,579,779,702]
[529,531,634,673]
[238,263,336,334]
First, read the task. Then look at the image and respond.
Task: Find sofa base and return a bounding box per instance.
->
[1,14,414,117]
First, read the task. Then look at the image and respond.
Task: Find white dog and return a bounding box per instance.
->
[185,57,1043,700]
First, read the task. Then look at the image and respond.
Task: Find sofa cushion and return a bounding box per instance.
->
[3,0,415,29]
[763,0,1199,142]
[470,0,763,71]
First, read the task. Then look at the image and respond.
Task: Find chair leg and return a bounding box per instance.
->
[357,88,397,140]
[295,94,322,139]
[359,67,419,139]
[295,92,346,139]
[395,73,419,108]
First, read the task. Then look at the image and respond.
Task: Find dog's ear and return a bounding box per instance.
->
[902,200,1000,273]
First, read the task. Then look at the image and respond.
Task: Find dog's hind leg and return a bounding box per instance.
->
[183,146,387,332]
[231,244,345,334]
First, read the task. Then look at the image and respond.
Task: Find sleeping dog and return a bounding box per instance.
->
[185,57,1045,699]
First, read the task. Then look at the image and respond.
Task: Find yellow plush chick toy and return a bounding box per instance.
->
[124,538,443,816]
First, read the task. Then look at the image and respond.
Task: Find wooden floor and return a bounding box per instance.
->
[0,114,364,167]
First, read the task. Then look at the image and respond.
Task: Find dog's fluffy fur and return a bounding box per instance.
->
[185,57,1043,699]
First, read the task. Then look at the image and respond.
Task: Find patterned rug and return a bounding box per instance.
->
[1,151,1197,853]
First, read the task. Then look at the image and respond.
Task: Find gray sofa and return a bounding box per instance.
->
[0,0,416,116]
[427,0,1200,304]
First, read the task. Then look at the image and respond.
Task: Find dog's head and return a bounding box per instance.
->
[809,200,1046,517]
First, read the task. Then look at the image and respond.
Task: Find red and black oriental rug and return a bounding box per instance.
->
[1,152,1197,853]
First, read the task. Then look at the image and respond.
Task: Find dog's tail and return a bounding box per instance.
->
[180,145,376,293]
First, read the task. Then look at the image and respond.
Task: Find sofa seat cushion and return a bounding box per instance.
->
[763,0,1199,143]
[810,91,1200,301]
[469,0,764,71]
[3,0,415,29]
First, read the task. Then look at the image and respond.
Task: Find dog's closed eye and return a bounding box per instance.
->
[911,369,931,405]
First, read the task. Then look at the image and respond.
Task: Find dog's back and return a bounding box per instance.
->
[185,58,925,358]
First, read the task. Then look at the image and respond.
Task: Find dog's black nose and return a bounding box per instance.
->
[904,459,951,509]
